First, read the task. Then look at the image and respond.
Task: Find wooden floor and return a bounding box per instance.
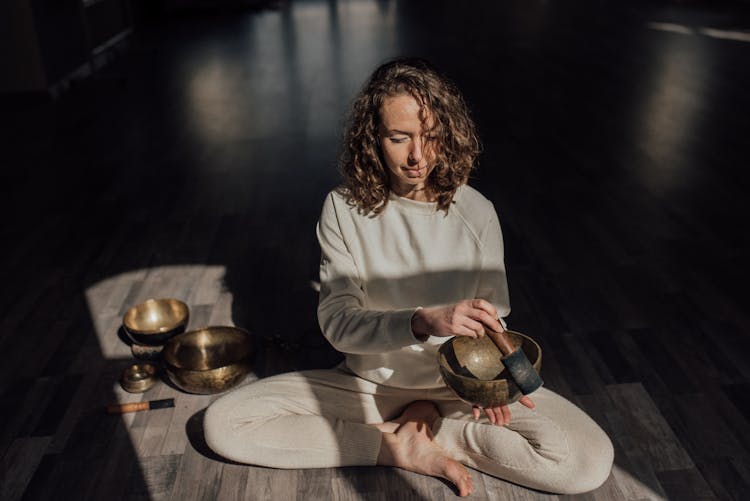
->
[2,0,750,499]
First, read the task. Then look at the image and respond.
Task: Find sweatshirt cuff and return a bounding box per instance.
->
[386,307,425,347]
[411,306,429,342]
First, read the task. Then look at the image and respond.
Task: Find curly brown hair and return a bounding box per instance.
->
[340,58,481,214]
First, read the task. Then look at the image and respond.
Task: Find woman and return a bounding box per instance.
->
[205,58,613,497]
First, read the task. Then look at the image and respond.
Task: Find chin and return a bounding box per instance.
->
[389,166,433,191]
[401,176,427,186]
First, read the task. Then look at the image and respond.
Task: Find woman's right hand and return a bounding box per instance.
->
[411,299,502,339]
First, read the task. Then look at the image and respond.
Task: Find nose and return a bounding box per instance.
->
[408,137,423,165]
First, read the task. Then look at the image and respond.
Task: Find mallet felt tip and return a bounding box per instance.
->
[106,398,175,414]
[485,329,543,395]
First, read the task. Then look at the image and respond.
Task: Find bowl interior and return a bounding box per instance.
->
[162,326,253,371]
[123,298,189,334]
[439,331,540,382]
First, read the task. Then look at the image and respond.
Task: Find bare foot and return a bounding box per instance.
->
[372,400,440,434]
[376,402,473,497]
[393,400,441,428]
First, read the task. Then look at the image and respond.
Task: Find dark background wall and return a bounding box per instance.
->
[1,1,750,500]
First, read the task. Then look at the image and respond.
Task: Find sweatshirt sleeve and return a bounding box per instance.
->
[316,193,421,354]
[476,203,511,327]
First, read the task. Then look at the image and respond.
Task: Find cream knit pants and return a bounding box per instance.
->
[204,366,613,494]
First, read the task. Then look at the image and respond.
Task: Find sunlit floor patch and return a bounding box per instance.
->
[699,27,750,43]
[648,21,750,43]
[647,22,694,35]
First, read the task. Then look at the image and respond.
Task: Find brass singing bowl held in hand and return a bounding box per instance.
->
[438,331,542,408]
[162,326,254,394]
[122,298,189,345]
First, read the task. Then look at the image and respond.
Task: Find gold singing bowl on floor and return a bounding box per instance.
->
[120,363,159,393]
[438,331,542,408]
[162,326,254,394]
[122,298,189,345]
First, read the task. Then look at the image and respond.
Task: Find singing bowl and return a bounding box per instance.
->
[122,298,189,346]
[438,331,542,408]
[162,326,254,394]
[120,363,158,393]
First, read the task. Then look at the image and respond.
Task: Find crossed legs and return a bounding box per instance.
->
[204,367,613,496]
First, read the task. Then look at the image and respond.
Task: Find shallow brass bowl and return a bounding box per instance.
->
[120,363,158,393]
[123,298,189,345]
[162,326,254,394]
[438,331,542,408]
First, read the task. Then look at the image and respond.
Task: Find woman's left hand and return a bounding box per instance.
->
[473,396,535,426]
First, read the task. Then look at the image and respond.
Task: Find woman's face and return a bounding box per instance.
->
[378,94,437,200]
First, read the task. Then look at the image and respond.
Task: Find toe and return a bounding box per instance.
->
[459,474,473,497]
[444,459,473,497]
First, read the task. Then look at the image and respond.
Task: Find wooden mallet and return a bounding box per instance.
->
[105,398,175,414]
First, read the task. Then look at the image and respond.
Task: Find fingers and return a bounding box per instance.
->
[464,299,502,333]
[451,310,486,338]
[420,305,478,338]
[466,308,502,334]
[483,406,499,425]
[470,298,498,319]
[447,325,477,339]
[476,397,534,426]
[484,406,507,426]
[479,404,515,426]
[499,405,511,425]
[519,396,535,409]
[428,300,503,338]
[462,318,486,338]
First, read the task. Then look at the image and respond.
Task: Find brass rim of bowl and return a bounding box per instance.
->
[438,331,542,384]
[122,298,189,335]
[120,363,158,393]
[162,326,253,371]
[166,361,253,394]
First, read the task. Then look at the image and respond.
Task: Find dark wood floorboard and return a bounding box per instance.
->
[2,0,750,499]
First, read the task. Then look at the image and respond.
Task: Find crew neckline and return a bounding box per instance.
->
[387,185,464,215]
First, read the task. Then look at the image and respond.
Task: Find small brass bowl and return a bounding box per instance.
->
[120,363,158,393]
[123,298,189,346]
[438,331,542,408]
[162,326,254,394]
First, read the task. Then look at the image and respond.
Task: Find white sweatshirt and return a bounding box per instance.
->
[316,184,510,389]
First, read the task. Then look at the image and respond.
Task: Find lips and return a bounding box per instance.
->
[402,166,426,178]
